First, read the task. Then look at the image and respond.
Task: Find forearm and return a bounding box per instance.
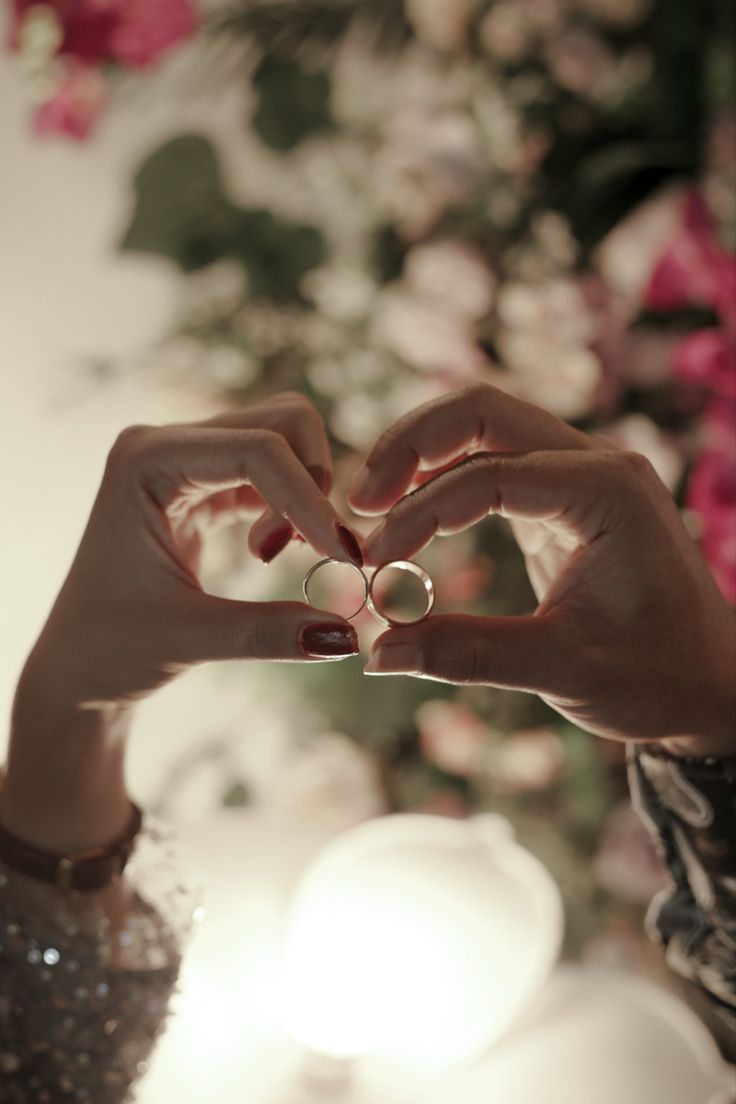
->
[2,659,134,854]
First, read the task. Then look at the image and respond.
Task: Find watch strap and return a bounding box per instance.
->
[0,801,142,892]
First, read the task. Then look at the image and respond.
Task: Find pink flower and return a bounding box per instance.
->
[109,0,198,68]
[33,61,107,140]
[12,0,197,67]
[595,185,686,305]
[12,0,197,138]
[645,193,736,322]
[594,802,667,903]
[687,445,736,604]
[9,1,117,61]
[435,555,494,603]
[417,700,487,778]
[488,727,565,794]
[673,328,736,401]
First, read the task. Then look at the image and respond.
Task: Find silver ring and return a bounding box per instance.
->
[367,559,435,627]
[303,557,369,621]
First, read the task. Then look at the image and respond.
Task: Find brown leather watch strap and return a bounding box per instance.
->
[0,802,143,892]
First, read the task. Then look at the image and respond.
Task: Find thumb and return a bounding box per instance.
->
[171,596,360,663]
[363,613,564,694]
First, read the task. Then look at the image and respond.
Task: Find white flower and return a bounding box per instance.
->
[374,289,490,376]
[417,700,488,777]
[273,733,386,828]
[598,414,684,491]
[490,728,565,793]
[496,278,601,419]
[403,241,496,321]
[330,392,386,449]
[405,0,479,51]
[302,265,377,323]
[479,4,533,62]
[543,27,618,98]
[374,107,484,238]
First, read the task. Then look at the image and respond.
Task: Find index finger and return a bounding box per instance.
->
[363,449,630,566]
[348,383,593,517]
[111,424,362,565]
[198,391,333,491]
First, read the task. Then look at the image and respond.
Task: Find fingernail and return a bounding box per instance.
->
[336,523,364,567]
[300,623,360,658]
[258,525,293,563]
[364,642,423,675]
[350,465,372,501]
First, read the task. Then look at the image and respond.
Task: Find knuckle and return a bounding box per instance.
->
[106,424,154,471]
[462,451,495,476]
[423,622,491,685]
[246,427,286,457]
[619,450,656,482]
[278,391,321,426]
[602,450,657,496]
[465,381,493,409]
[241,606,295,659]
[448,640,490,685]
[278,389,311,410]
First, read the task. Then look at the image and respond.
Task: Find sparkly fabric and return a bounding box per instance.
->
[628,747,736,1049]
[1,751,734,1097]
[0,818,191,1103]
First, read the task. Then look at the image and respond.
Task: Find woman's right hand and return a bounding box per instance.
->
[349,384,736,758]
[4,393,363,851]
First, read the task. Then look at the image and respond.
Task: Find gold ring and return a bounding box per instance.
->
[303,557,370,621]
[367,559,435,627]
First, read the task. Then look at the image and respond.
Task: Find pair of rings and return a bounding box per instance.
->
[303,558,435,627]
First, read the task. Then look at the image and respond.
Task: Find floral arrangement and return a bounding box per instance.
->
[7,0,735,960]
[6,0,198,138]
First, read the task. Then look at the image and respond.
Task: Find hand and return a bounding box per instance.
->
[350,384,736,757]
[4,394,363,851]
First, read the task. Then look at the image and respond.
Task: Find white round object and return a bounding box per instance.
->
[280,813,563,1073]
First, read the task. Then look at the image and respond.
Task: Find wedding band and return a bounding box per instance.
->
[367,559,435,627]
[303,557,369,621]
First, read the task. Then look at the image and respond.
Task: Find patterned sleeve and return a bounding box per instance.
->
[0,816,193,1103]
[628,747,736,1037]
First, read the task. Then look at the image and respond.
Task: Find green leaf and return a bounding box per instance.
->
[543,135,691,255]
[222,780,252,807]
[121,134,328,299]
[229,209,328,300]
[121,135,239,271]
[251,56,333,151]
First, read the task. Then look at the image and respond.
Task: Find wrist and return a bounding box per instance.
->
[660,631,736,759]
[3,662,134,853]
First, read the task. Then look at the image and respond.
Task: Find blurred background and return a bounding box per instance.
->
[0,0,734,1097]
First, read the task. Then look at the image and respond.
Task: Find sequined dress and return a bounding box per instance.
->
[0,820,189,1104]
[1,750,735,1101]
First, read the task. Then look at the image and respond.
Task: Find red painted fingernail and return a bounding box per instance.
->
[300,624,359,658]
[336,524,364,567]
[258,526,293,563]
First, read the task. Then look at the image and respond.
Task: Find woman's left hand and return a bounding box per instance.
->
[3,394,362,852]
